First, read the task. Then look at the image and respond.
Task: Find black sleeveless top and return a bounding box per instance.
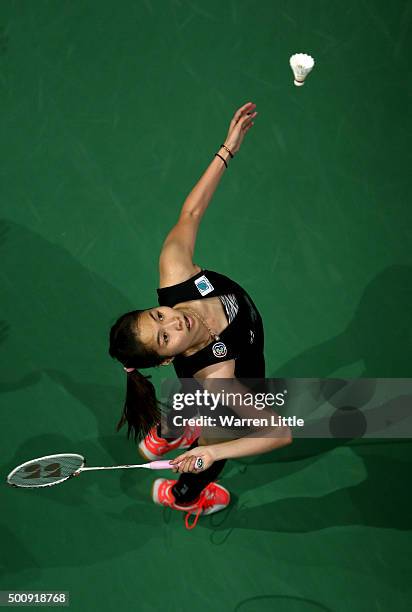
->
[157,268,266,378]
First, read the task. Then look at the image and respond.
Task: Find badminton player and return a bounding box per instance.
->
[109,101,292,529]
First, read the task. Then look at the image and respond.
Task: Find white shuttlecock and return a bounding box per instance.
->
[289,53,315,87]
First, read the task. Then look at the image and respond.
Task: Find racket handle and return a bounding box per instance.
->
[148,460,174,470]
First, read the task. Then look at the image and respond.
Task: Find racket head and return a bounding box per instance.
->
[6,453,85,488]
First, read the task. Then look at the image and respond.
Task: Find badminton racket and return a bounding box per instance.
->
[6,453,204,488]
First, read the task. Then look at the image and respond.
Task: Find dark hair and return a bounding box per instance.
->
[109,309,166,443]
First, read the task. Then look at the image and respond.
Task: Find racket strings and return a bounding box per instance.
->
[8,454,84,487]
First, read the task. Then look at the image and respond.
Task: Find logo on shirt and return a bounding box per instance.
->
[194,275,214,296]
[212,342,227,358]
[249,330,255,344]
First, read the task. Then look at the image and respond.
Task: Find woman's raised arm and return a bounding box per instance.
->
[159,102,257,287]
[181,101,257,219]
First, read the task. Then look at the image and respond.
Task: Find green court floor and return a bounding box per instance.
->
[1,1,411,611]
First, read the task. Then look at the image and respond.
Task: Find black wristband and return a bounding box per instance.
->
[215,153,228,168]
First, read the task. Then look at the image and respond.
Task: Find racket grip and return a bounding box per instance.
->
[149,460,174,470]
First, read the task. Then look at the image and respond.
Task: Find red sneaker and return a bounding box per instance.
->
[152,478,230,530]
[139,424,200,461]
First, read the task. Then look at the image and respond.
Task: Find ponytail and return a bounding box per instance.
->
[109,309,167,443]
[116,369,162,442]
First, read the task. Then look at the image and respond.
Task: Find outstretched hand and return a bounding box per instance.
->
[224,101,258,155]
[169,446,217,474]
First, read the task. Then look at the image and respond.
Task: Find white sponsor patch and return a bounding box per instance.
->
[194,275,214,296]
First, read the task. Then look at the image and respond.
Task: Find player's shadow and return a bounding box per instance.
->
[215,374,411,524]
[271,263,412,378]
[0,218,152,385]
[0,219,156,463]
[215,338,412,519]
[207,447,412,534]
[215,379,412,542]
